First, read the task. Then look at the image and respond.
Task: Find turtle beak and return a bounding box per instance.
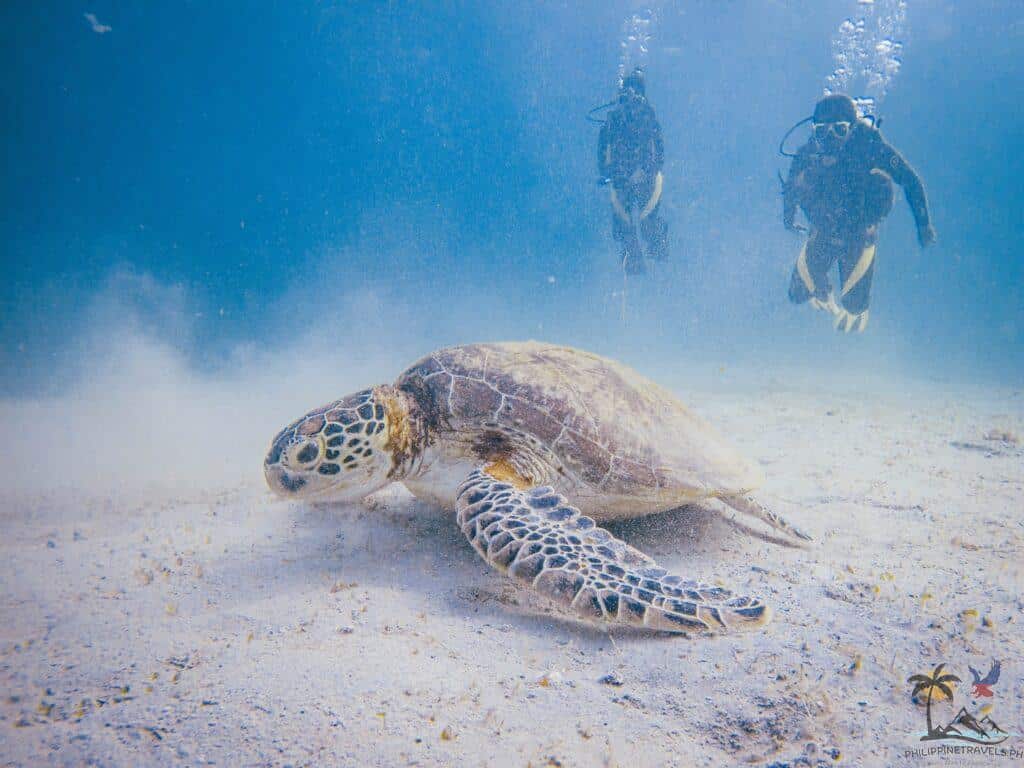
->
[264,463,307,496]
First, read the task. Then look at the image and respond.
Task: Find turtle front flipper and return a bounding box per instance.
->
[456,467,770,633]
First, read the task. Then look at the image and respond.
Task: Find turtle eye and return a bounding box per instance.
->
[290,438,323,468]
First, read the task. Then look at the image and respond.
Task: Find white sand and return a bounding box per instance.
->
[1,369,1022,767]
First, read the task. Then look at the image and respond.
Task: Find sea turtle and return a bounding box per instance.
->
[264,342,809,633]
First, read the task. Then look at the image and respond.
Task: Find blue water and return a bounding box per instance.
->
[2,1,1021,395]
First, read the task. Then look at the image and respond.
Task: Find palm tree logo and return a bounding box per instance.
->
[908,664,960,739]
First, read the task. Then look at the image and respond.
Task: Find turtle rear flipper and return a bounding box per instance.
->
[456,467,770,633]
[715,494,812,548]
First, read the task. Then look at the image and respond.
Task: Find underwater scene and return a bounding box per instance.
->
[1,2,1021,766]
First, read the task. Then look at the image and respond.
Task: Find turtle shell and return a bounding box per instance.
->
[394,342,763,500]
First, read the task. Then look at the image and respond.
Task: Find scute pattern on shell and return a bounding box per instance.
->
[396,342,762,498]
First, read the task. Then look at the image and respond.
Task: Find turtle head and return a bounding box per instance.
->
[264,386,406,502]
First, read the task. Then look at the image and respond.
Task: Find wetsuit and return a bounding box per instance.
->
[783,122,933,317]
[598,95,667,274]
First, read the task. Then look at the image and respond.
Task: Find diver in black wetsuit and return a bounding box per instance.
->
[782,94,936,332]
[597,68,668,275]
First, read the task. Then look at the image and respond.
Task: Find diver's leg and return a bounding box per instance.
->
[787,242,813,304]
[611,184,644,274]
[639,172,668,261]
[788,229,836,305]
[622,237,644,274]
[639,208,668,262]
[834,230,876,331]
[830,171,891,331]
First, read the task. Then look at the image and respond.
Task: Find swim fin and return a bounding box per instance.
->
[809,292,841,316]
[833,308,869,333]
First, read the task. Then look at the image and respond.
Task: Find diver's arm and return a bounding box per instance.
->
[874,138,935,246]
[597,122,611,180]
[782,153,807,232]
[782,181,798,231]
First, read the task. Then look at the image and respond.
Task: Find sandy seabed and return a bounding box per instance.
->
[1,371,1021,767]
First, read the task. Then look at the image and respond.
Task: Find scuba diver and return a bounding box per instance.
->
[596,68,668,275]
[781,93,936,332]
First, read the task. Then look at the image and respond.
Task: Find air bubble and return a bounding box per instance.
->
[616,9,657,86]
[825,0,907,107]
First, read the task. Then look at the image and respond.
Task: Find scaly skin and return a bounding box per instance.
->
[265,342,810,633]
[457,469,770,633]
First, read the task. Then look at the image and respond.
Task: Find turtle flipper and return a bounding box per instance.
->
[716,494,812,548]
[456,468,770,633]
